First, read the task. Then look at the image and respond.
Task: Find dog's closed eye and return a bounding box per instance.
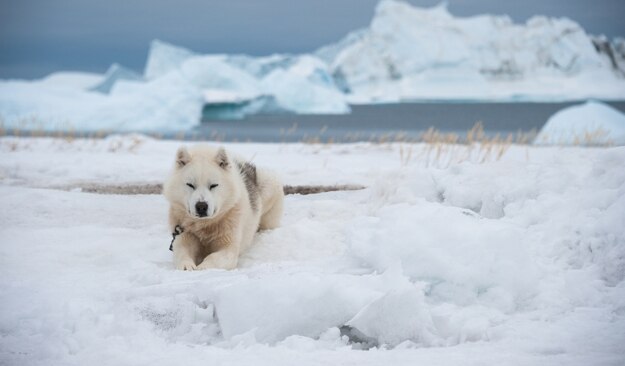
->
[209,184,219,190]
[186,183,195,189]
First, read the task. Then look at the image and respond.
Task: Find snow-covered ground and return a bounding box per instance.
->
[1,135,624,365]
[1,0,624,132]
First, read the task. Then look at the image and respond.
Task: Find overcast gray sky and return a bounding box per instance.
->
[1,0,624,79]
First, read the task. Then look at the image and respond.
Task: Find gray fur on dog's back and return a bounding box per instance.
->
[237,161,259,211]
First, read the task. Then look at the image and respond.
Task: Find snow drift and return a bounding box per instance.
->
[535,101,625,145]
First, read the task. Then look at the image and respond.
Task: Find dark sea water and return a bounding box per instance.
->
[194,101,625,143]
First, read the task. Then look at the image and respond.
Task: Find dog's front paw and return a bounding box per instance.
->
[197,255,237,270]
[196,259,216,271]
[175,259,197,271]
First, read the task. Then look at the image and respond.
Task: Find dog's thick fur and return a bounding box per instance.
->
[163,145,284,270]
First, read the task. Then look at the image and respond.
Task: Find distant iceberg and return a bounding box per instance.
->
[317,0,625,103]
[535,101,625,145]
[1,0,624,132]
[0,41,349,131]
[0,67,203,132]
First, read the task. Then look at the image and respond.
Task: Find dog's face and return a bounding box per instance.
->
[165,146,237,219]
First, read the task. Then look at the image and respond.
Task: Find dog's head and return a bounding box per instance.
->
[164,145,239,219]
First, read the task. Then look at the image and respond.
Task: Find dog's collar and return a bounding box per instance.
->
[169,225,184,251]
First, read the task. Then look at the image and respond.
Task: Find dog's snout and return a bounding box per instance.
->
[195,201,208,217]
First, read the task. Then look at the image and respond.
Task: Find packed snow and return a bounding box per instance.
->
[1,135,624,365]
[536,101,625,146]
[1,0,625,132]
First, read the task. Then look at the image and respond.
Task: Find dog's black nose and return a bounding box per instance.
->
[195,201,208,217]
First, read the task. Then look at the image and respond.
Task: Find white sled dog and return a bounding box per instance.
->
[163,145,284,270]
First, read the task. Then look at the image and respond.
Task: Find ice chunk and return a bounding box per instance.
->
[213,273,382,343]
[144,46,349,116]
[226,54,298,78]
[202,95,282,120]
[180,55,263,99]
[347,285,437,347]
[101,71,203,130]
[144,39,196,80]
[535,101,625,145]
[261,56,350,114]
[90,63,143,94]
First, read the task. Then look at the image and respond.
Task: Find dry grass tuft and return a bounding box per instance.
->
[536,127,613,147]
[402,122,533,168]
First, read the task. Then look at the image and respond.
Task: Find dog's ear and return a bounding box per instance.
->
[176,146,191,168]
[216,147,229,169]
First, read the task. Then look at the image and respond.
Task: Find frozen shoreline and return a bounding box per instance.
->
[4,101,625,144]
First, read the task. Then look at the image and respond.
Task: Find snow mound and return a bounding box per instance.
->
[348,203,540,302]
[535,101,625,145]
